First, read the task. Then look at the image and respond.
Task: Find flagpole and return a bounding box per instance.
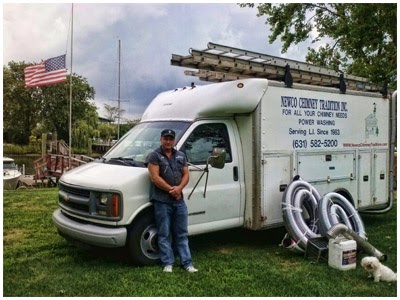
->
[69,4,73,168]
[117,39,121,140]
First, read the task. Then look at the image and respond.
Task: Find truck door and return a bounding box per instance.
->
[357,150,388,208]
[372,150,388,206]
[357,151,372,208]
[179,120,242,232]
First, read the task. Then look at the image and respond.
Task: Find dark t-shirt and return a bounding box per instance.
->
[145,146,187,204]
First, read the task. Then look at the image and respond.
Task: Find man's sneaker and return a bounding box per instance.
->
[186,266,198,273]
[163,265,173,273]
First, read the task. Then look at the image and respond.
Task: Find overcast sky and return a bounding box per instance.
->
[3,3,312,121]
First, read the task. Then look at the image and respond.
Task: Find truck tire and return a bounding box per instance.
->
[127,211,160,266]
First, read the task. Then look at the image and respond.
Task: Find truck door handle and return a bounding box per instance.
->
[233,166,239,181]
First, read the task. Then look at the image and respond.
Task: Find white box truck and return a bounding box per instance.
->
[53,78,395,265]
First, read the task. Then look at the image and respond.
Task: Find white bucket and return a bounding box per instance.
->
[328,237,357,270]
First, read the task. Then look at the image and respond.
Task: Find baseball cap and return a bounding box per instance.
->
[161,129,175,138]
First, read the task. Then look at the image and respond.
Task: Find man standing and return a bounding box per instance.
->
[145,129,198,273]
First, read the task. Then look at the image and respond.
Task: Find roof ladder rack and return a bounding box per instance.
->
[171,42,381,93]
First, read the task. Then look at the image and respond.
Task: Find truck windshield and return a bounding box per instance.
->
[102,121,191,167]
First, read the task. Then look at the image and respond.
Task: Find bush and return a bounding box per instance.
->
[3,143,41,155]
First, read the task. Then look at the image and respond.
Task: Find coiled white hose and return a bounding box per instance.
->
[282,177,366,251]
[281,177,322,250]
[318,192,366,239]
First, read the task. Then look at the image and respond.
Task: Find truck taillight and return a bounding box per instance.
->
[110,194,119,217]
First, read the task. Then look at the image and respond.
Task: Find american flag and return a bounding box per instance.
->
[24,54,67,87]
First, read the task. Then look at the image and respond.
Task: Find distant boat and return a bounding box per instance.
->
[3,157,22,190]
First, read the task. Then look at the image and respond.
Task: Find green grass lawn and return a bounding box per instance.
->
[3,188,397,297]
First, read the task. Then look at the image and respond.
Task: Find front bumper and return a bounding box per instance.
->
[52,209,127,248]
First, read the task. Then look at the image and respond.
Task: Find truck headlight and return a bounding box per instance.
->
[100,193,108,205]
[94,192,121,218]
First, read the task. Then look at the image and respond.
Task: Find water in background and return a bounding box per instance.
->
[8,155,40,175]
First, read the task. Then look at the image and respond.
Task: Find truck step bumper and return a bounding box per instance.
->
[52,208,127,248]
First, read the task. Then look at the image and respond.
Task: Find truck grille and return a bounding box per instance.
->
[59,197,89,212]
[58,183,122,221]
[59,183,90,213]
[59,184,90,198]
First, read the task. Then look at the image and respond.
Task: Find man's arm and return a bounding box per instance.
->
[179,165,189,190]
[148,163,173,192]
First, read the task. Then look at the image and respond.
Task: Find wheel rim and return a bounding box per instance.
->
[140,224,160,260]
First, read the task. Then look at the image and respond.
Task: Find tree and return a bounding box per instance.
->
[3,62,42,144]
[103,104,119,123]
[72,119,96,150]
[3,61,97,145]
[240,3,396,88]
[97,123,116,144]
[103,103,125,123]
[38,74,98,144]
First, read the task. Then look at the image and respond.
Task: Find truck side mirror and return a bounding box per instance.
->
[187,147,226,200]
[208,148,226,169]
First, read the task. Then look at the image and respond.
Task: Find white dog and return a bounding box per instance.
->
[360,256,397,282]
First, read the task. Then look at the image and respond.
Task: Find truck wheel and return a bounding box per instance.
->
[127,211,160,266]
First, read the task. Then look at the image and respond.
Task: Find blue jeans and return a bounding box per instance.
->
[153,200,193,268]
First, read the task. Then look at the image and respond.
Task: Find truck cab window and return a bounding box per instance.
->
[181,123,232,165]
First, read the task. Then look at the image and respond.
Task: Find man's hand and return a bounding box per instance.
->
[169,186,183,200]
